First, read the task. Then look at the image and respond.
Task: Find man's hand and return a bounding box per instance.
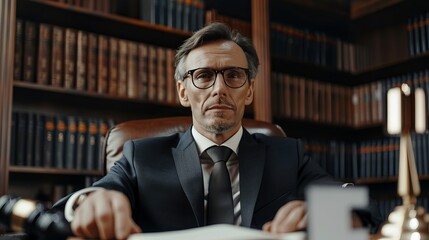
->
[71,189,142,240]
[262,200,307,233]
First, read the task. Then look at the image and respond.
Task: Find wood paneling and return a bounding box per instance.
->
[252,0,271,122]
[0,0,16,195]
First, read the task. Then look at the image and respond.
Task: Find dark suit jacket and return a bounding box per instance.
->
[75,128,335,232]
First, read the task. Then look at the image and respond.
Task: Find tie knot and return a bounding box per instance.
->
[206,146,232,164]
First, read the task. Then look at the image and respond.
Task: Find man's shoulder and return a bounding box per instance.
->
[127,132,183,147]
[249,132,299,145]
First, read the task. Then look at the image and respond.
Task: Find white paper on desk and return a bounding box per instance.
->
[128,224,306,240]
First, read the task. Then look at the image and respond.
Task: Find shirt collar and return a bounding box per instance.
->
[191,125,243,156]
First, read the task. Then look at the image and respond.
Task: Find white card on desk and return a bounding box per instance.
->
[128,224,305,240]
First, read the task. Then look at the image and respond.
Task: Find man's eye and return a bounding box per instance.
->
[195,71,214,80]
[226,70,242,79]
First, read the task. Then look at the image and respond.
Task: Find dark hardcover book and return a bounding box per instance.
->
[75,118,87,170]
[37,23,52,85]
[117,39,128,96]
[195,0,204,31]
[51,26,64,87]
[64,28,77,89]
[408,18,415,56]
[15,112,27,166]
[127,41,138,98]
[64,116,77,169]
[54,116,66,168]
[10,112,17,166]
[96,119,109,171]
[137,43,149,100]
[97,35,109,94]
[175,0,184,30]
[14,19,25,81]
[413,16,421,56]
[76,30,88,91]
[156,47,166,102]
[165,48,175,104]
[148,45,157,101]
[25,112,35,166]
[87,33,98,92]
[419,14,427,54]
[33,113,44,167]
[166,0,176,28]
[43,115,55,168]
[140,0,152,23]
[23,21,38,83]
[108,37,119,96]
[85,118,98,170]
[182,0,191,31]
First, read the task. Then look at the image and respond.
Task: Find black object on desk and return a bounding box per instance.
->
[0,195,71,240]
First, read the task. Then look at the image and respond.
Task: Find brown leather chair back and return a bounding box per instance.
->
[102,116,286,172]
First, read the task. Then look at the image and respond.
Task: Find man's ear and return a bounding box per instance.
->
[177,80,190,107]
[245,80,255,105]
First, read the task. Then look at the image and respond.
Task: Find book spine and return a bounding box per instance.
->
[87,33,98,92]
[76,30,88,91]
[86,118,98,170]
[15,112,27,166]
[75,118,87,170]
[156,47,166,102]
[43,115,55,168]
[10,112,17,166]
[25,112,35,166]
[51,26,64,87]
[117,39,128,96]
[54,116,66,168]
[97,35,109,94]
[33,113,44,167]
[64,116,77,169]
[108,37,119,96]
[14,19,24,81]
[127,41,138,98]
[37,24,51,85]
[165,48,175,104]
[137,43,149,100]
[23,21,38,83]
[148,45,157,101]
[64,28,77,89]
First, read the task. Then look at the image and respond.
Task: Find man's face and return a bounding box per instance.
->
[177,40,254,139]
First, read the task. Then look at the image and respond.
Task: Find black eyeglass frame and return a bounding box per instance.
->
[183,67,250,89]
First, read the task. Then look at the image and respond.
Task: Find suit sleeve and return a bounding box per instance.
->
[295,139,339,198]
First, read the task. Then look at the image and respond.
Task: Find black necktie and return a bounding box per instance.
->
[206,146,234,225]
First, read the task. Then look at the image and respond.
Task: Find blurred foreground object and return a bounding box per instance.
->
[378,83,429,240]
[0,195,71,240]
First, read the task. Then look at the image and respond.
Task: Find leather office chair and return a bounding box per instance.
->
[102,116,286,172]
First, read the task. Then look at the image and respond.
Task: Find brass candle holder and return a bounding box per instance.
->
[378,83,429,240]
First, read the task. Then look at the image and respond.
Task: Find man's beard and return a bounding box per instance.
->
[204,112,235,134]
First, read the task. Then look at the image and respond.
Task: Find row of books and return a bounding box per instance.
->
[271,72,383,127]
[14,19,179,104]
[272,69,429,127]
[407,12,429,57]
[303,132,429,180]
[10,111,115,171]
[270,23,363,73]
[49,0,117,14]
[140,0,204,32]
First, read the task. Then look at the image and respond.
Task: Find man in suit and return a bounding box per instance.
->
[56,22,380,239]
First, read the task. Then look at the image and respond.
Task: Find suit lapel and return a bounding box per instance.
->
[172,129,205,226]
[238,131,266,227]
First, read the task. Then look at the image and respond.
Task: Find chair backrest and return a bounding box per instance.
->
[102,116,286,172]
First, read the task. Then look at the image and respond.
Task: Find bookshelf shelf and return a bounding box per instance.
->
[9,166,104,176]
[272,55,353,85]
[353,53,429,84]
[16,0,191,48]
[354,175,429,185]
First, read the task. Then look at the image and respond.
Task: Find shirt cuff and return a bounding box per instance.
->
[64,187,103,222]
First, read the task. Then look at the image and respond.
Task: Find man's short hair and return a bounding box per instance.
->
[174,22,259,81]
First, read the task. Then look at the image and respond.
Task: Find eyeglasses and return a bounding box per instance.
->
[184,67,250,89]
